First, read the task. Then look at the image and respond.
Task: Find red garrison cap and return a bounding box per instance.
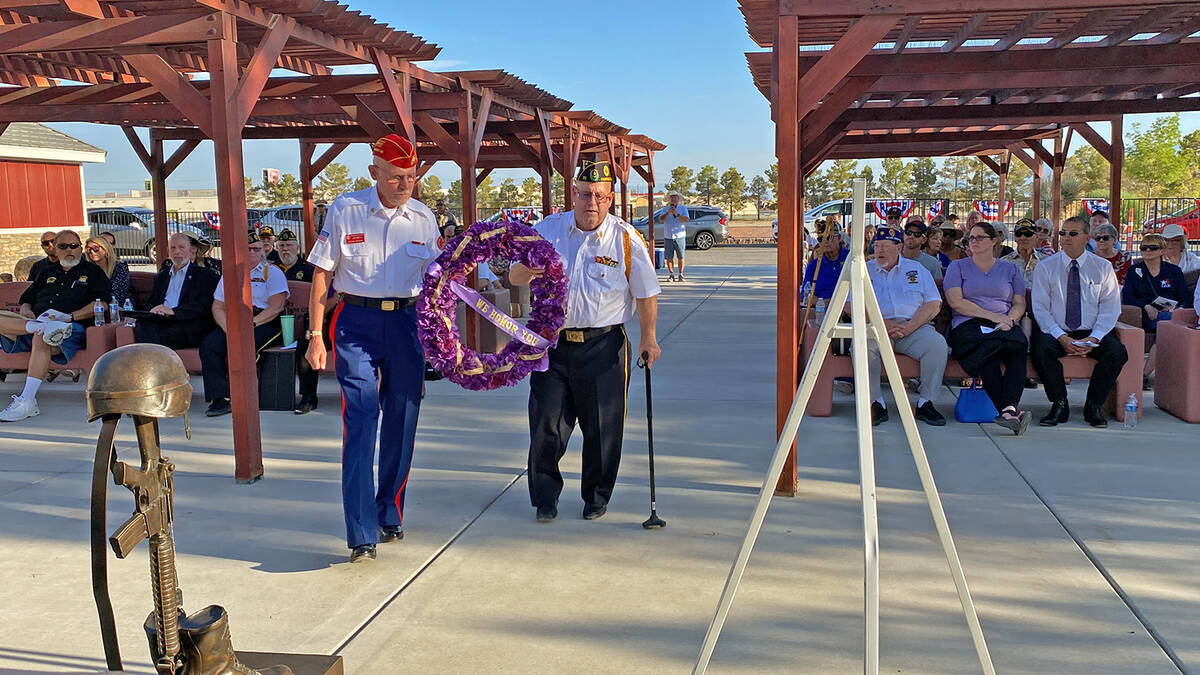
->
[371,133,417,169]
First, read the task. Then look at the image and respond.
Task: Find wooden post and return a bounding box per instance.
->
[149,132,168,267]
[775,13,800,497]
[1110,115,1123,228]
[997,151,1009,217]
[459,93,479,348]
[1052,131,1064,249]
[300,141,315,254]
[1032,171,1042,220]
[209,24,264,483]
[540,162,553,217]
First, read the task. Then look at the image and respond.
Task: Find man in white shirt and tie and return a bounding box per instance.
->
[1030,216,1128,428]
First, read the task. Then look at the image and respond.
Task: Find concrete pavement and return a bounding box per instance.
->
[0,245,1195,673]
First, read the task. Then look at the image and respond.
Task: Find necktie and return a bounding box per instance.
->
[1065,259,1082,331]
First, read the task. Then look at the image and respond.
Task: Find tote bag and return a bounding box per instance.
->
[955,380,997,423]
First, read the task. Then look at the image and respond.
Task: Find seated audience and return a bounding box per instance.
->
[273,228,323,414]
[1001,220,1047,287]
[802,220,848,301]
[0,230,110,422]
[925,223,951,270]
[198,230,288,417]
[85,235,131,306]
[1031,216,1127,428]
[136,232,219,350]
[944,221,1031,435]
[939,220,966,264]
[28,230,59,281]
[900,217,943,280]
[864,226,948,427]
[1034,217,1057,255]
[258,225,281,265]
[991,222,1014,259]
[1161,224,1200,274]
[99,231,117,247]
[1092,223,1131,284]
[273,229,313,281]
[1122,233,1189,389]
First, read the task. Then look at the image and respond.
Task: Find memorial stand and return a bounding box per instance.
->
[693,180,995,674]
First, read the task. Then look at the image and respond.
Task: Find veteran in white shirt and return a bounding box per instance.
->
[198,230,290,417]
[1030,216,1128,428]
[509,159,661,523]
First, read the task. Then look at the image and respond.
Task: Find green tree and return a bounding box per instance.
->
[804,168,832,206]
[1063,144,1108,197]
[826,159,859,197]
[878,158,911,197]
[694,164,719,204]
[910,158,938,198]
[419,174,443,201]
[351,176,373,191]
[765,162,778,198]
[937,156,974,200]
[552,173,565,206]
[666,166,694,198]
[747,175,771,219]
[1004,159,1032,204]
[718,167,747,218]
[858,165,877,196]
[497,177,520,206]
[477,175,497,214]
[252,173,301,206]
[446,179,463,212]
[314,162,353,202]
[519,176,541,205]
[1125,114,1188,198]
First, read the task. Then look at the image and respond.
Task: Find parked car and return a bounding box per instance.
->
[633,205,729,250]
[257,205,305,236]
[773,198,883,241]
[1143,204,1200,241]
[87,207,204,261]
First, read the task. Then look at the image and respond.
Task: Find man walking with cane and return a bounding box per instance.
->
[305,133,442,563]
[509,159,662,522]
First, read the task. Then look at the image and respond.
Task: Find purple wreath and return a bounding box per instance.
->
[417,220,567,390]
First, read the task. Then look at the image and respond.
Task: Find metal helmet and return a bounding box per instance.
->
[86,344,192,422]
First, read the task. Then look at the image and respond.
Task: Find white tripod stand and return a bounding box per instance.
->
[693,180,995,674]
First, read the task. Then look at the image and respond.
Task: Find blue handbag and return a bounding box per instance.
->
[955,380,998,423]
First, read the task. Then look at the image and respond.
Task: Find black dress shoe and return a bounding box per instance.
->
[349,544,376,563]
[582,504,607,520]
[293,397,317,415]
[914,401,946,426]
[1084,400,1108,428]
[1039,400,1069,426]
[205,398,232,417]
[535,505,557,522]
[379,525,404,542]
[870,401,888,426]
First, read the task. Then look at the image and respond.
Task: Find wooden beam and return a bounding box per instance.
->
[992,11,1046,51]
[1045,9,1117,49]
[0,13,223,53]
[774,12,800,497]
[414,110,463,163]
[232,13,292,127]
[371,47,414,144]
[1023,138,1054,167]
[941,14,988,53]
[162,139,200,177]
[1144,14,1200,45]
[468,89,493,163]
[801,76,877,141]
[977,154,1001,174]
[120,125,153,172]
[1005,144,1040,174]
[776,0,1173,16]
[58,0,104,18]
[500,132,541,168]
[121,49,212,136]
[1102,6,1185,47]
[344,95,392,140]
[1110,115,1123,227]
[891,16,921,54]
[311,142,348,175]
[796,14,899,120]
[1069,122,1112,161]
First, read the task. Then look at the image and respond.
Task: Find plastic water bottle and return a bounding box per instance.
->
[108,295,120,324]
[122,298,135,327]
[1122,394,1138,429]
[801,281,813,302]
[93,299,105,327]
[814,297,827,320]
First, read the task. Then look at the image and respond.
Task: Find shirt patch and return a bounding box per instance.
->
[78,275,87,283]
[46,277,56,284]
[594,255,619,268]
[905,270,920,284]
[437,236,445,249]
[317,228,330,243]
[345,233,366,245]
[1161,278,1172,288]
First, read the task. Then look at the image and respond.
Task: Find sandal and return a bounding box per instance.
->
[993,408,1031,436]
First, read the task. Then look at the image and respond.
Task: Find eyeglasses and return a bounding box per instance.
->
[248,246,263,252]
[1058,230,1084,237]
[1036,227,1050,234]
[576,191,613,203]
[1094,235,1113,242]
[1139,244,1162,252]
[966,235,993,243]
[886,215,902,220]
[56,242,80,250]
[40,239,55,247]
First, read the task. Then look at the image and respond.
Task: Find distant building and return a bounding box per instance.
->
[0,123,105,278]
[87,188,219,212]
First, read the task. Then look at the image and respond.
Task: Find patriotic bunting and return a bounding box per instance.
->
[1081,198,1110,215]
[927,200,945,221]
[872,200,915,219]
[972,200,1013,219]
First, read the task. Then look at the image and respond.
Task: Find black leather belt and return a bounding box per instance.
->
[562,326,615,343]
[342,294,416,311]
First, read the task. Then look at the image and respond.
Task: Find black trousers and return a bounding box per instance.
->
[527,327,630,509]
[135,318,211,350]
[198,319,282,401]
[1030,328,1128,404]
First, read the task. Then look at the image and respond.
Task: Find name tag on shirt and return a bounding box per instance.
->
[345,233,366,244]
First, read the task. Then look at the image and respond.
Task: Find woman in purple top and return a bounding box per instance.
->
[944,222,1031,435]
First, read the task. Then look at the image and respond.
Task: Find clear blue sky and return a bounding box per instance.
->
[48,1,1198,197]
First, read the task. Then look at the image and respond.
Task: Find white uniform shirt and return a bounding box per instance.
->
[307,186,442,297]
[164,262,190,309]
[535,211,661,328]
[1167,249,1200,275]
[1031,250,1121,340]
[867,257,940,321]
[214,260,289,309]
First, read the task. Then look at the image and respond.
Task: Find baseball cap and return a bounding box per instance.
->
[885,206,903,217]
[1162,224,1187,239]
[874,226,903,243]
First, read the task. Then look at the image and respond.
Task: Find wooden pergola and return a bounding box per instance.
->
[0,0,662,482]
[740,0,1200,494]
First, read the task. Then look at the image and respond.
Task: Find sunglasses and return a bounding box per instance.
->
[1094,235,1113,242]
[904,230,925,237]
[1014,229,1036,238]
[40,239,55,246]
[56,242,80,250]
[1036,228,1050,234]
[85,245,104,253]
[1058,230,1084,237]
[1140,244,1162,252]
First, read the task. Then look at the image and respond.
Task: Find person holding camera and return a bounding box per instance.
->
[656,191,690,282]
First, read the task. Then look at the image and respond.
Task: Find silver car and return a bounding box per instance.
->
[87,207,202,261]
[633,205,730,250]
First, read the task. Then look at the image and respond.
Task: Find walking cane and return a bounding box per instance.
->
[638,351,666,529]
[796,221,833,348]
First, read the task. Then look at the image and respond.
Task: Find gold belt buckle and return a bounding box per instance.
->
[380,300,396,311]
[565,329,584,343]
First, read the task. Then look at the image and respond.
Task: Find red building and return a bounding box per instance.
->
[0,123,106,278]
